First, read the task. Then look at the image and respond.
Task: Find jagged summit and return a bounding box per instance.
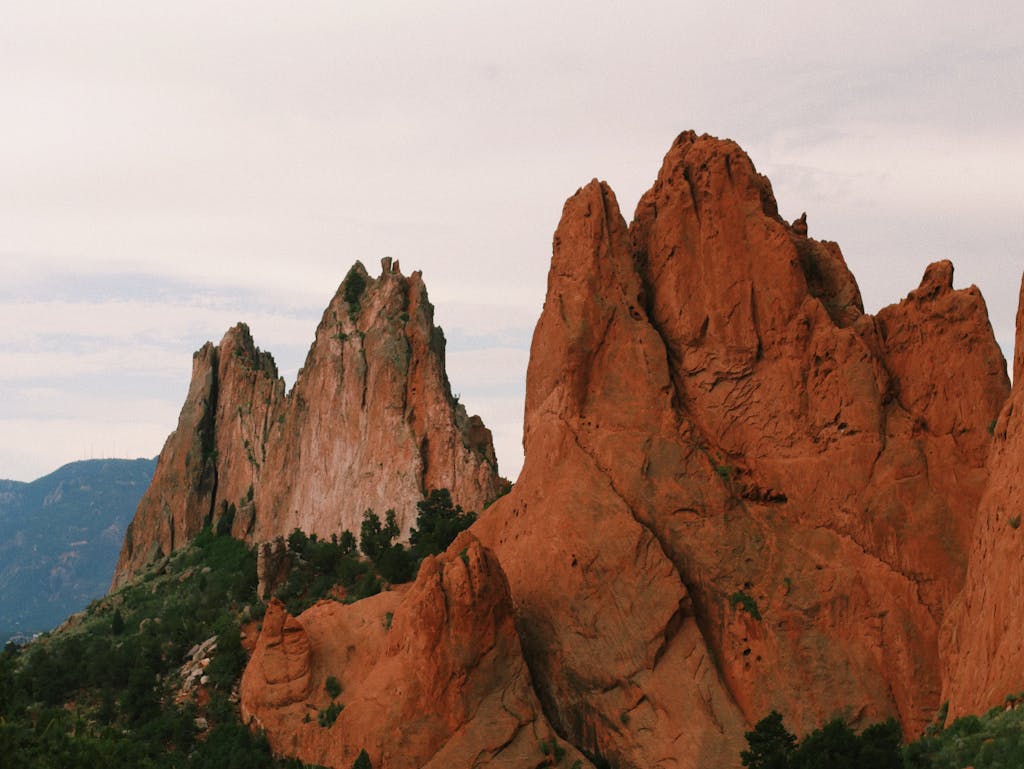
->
[108,132,1023,769]
[472,131,1009,766]
[112,259,505,589]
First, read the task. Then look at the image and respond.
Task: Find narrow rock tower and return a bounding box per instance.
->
[113,259,505,588]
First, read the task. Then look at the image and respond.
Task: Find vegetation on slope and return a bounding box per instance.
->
[743,702,1024,769]
[0,488,475,768]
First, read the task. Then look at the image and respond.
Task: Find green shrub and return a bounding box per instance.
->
[317,701,343,727]
[741,710,796,769]
[359,510,399,562]
[740,711,900,769]
[729,590,762,620]
[342,269,367,319]
[409,489,476,559]
[325,676,342,699]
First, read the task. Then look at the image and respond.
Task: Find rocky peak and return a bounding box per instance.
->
[473,131,1009,767]
[113,260,504,588]
[941,271,1024,718]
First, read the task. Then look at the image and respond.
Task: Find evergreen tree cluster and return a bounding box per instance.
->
[0,526,321,768]
[743,703,1024,769]
[0,488,473,768]
[272,488,478,614]
[741,710,901,769]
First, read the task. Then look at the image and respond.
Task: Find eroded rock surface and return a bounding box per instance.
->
[473,132,1008,766]
[125,131,1016,768]
[942,275,1024,718]
[241,534,589,769]
[113,263,504,588]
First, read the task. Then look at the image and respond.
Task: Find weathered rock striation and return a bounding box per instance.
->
[241,534,591,769]
[942,274,1024,718]
[471,131,1008,767]
[113,261,504,588]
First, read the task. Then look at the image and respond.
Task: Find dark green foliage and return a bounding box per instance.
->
[352,749,372,769]
[317,701,344,727]
[274,528,379,614]
[409,488,477,558]
[905,703,1024,768]
[540,737,566,763]
[0,528,322,769]
[742,710,796,769]
[343,268,367,318]
[375,542,416,583]
[789,718,863,769]
[859,719,903,769]
[189,721,276,769]
[325,675,342,699]
[729,590,762,620]
[359,509,415,584]
[337,530,357,556]
[740,712,900,769]
[110,608,125,636]
[359,509,400,561]
[287,527,311,557]
[207,623,245,690]
[216,501,237,536]
[714,464,735,482]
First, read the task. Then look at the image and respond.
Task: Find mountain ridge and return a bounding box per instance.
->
[0,457,156,641]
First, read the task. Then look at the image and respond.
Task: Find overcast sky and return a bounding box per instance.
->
[2,1,1022,483]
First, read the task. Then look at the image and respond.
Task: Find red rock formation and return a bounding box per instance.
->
[942,274,1024,718]
[113,261,504,588]
[113,322,292,588]
[241,534,591,769]
[124,131,1014,768]
[473,132,1008,766]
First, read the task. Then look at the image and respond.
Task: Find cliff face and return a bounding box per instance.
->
[942,275,1024,718]
[113,260,503,588]
[471,132,1008,766]
[240,534,592,769]
[119,131,1019,769]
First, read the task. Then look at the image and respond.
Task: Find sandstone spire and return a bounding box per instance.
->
[941,272,1024,718]
[113,260,504,588]
[472,132,1008,766]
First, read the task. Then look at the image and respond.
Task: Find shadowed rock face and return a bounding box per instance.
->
[942,275,1024,718]
[472,132,1008,767]
[121,131,1017,769]
[112,261,504,588]
[240,534,593,769]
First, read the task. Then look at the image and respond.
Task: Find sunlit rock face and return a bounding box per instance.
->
[942,274,1024,719]
[113,259,504,589]
[472,131,1007,767]
[240,535,593,769]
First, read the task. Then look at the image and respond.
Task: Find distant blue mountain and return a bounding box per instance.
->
[0,458,156,642]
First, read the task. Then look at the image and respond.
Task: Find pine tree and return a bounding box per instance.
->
[741,710,797,769]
